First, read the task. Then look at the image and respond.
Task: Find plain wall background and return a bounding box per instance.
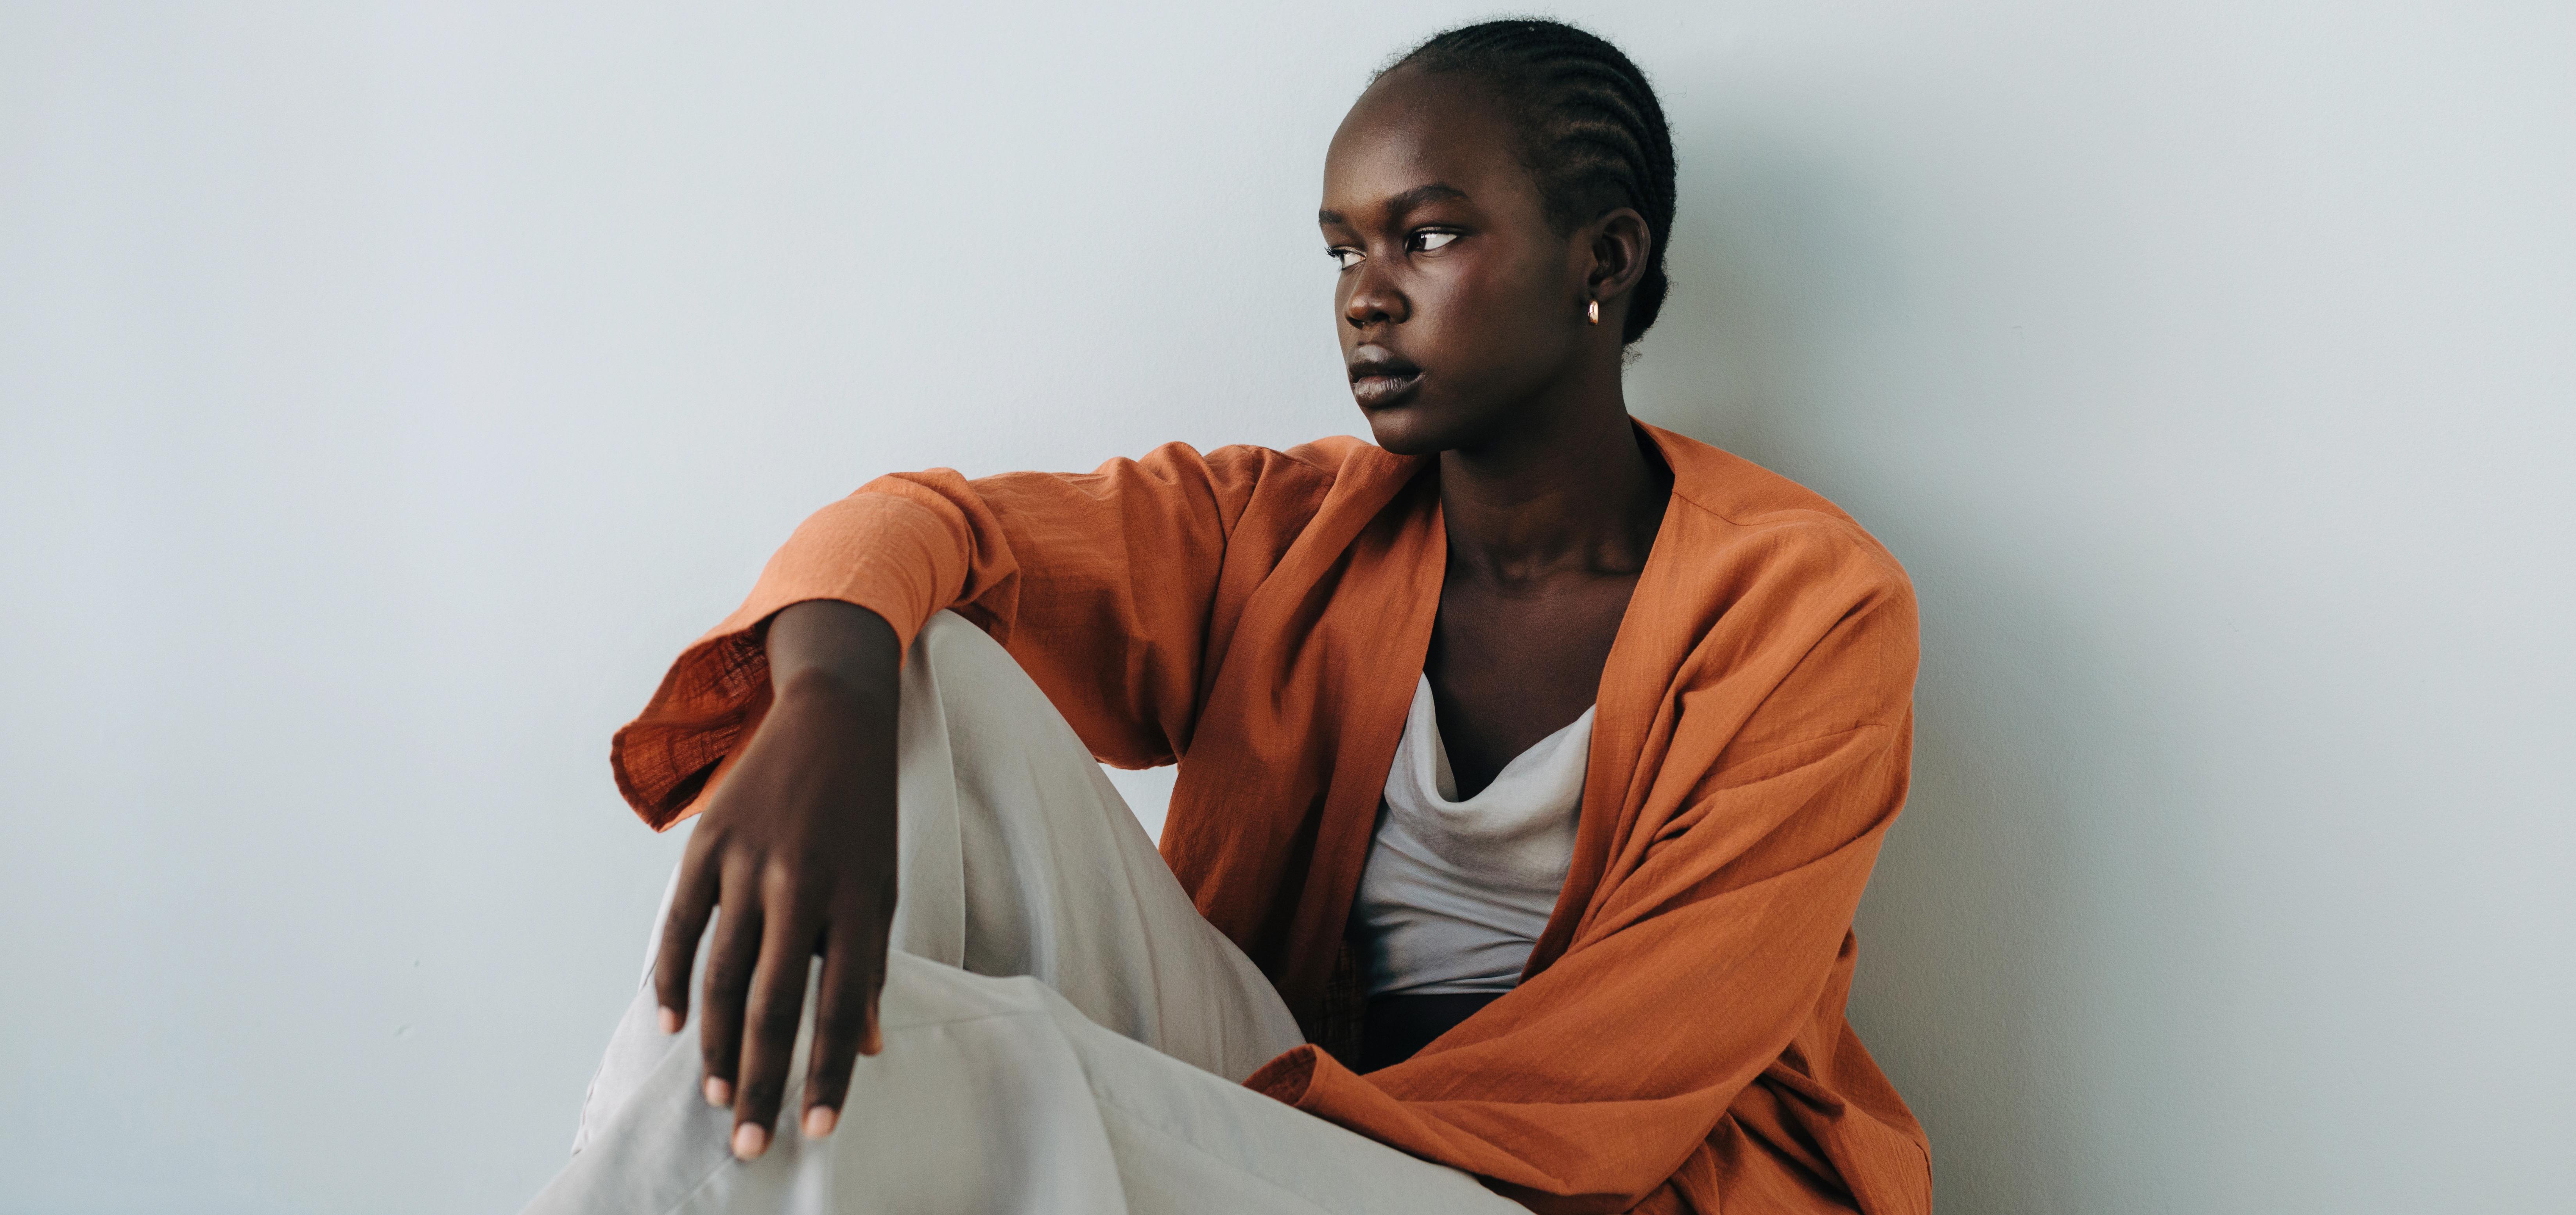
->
[4,2,2570,1211]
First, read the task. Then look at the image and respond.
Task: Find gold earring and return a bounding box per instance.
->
[1587,299,1601,325]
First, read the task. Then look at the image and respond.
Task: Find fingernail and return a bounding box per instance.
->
[860,1026,882,1056]
[703,1077,732,1107]
[658,1007,682,1034]
[803,1105,837,1138]
[732,1122,768,1159]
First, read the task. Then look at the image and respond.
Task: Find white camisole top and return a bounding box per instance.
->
[1353,673,1597,997]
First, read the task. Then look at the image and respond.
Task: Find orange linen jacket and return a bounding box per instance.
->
[611,421,1931,1215]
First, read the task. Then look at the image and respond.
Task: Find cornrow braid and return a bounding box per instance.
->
[1384,19,1678,345]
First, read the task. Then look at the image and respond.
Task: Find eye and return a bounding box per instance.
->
[1329,247,1364,269]
[1409,230,1459,253]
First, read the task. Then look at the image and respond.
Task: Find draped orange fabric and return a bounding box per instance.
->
[610,421,1931,1215]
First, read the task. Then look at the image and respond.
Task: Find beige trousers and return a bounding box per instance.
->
[522,612,1521,1215]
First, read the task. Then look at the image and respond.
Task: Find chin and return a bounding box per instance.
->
[1366,421,1443,456]
[1358,393,1484,456]
[1360,408,1443,456]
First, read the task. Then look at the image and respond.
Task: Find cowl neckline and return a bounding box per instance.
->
[1400,673,1596,807]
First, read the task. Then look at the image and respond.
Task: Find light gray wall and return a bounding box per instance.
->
[3,3,2568,1211]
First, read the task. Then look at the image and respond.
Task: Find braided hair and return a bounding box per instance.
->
[1382,19,1678,345]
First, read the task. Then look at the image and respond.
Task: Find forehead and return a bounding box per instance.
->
[1321,67,1536,215]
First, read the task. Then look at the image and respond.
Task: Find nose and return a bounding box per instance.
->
[1343,263,1406,330]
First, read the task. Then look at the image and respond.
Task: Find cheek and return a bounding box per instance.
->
[1419,259,1561,375]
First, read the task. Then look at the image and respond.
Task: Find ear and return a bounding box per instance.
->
[1584,206,1653,306]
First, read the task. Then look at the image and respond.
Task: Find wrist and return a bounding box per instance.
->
[765,599,903,706]
[771,664,898,718]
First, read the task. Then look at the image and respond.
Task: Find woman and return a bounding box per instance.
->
[527,19,1929,1215]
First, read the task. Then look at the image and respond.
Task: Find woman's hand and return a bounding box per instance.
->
[651,599,903,1160]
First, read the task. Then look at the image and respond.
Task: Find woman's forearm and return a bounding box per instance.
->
[766,599,903,707]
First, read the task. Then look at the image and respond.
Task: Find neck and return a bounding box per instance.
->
[1436,368,1666,585]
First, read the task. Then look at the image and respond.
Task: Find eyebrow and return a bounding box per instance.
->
[1318,182,1470,228]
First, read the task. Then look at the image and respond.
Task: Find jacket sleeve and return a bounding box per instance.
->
[1246,559,1924,1214]
[607,441,1334,829]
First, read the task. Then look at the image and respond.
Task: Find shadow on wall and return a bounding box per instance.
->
[1630,114,2228,1213]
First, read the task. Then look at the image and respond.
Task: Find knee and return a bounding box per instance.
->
[909,611,1060,714]
[902,610,1084,746]
[911,610,1013,678]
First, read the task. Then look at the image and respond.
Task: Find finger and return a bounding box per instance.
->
[730,885,820,1159]
[697,867,762,1111]
[653,845,721,1034]
[798,897,889,1139]
[860,878,895,1057]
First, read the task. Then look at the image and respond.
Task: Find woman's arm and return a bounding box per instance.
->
[611,439,1355,1159]
[609,440,1348,829]
[650,599,902,1159]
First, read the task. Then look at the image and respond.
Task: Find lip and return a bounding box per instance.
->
[1348,346,1423,409]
